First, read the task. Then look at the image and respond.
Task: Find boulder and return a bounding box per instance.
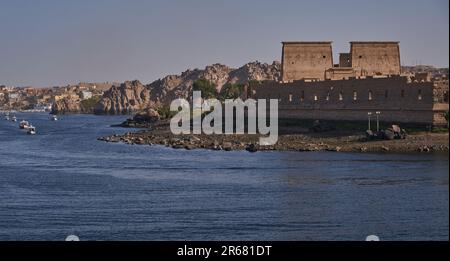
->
[391,125,401,133]
[365,130,374,139]
[245,143,258,153]
[222,142,233,151]
[383,130,395,140]
[133,108,160,123]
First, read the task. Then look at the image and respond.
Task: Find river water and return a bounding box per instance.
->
[0,113,448,240]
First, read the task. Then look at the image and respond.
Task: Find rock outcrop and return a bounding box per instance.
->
[94,80,151,114]
[228,61,281,85]
[51,95,102,114]
[133,108,160,123]
[51,98,83,114]
[94,61,281,115]
[113,108,161,128]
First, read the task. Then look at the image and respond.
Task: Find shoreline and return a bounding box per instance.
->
[99,121,449,153]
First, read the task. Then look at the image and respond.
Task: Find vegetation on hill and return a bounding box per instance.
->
[219,83,245,99]
[193,79,218,99]
[157,105,178,120]
[80,96,101,112]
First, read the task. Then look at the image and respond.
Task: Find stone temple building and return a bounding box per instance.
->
[281,41,401,82]
[254,41,449,126]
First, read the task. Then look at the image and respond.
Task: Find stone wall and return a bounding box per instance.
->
[281,42,333,82]
[350,42,401,76]
[253,76,449,126]
[325,67,356,80]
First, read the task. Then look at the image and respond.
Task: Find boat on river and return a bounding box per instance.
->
[19,120,31,129]
[27,126,36,135]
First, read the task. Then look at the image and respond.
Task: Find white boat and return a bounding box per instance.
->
[19,120,30,129]
[27,126,36,135]
[5,115,9,121]
[51,115,58,121]
[11,116,17,122]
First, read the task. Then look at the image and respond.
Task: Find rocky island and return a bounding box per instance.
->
[91,56,449,154]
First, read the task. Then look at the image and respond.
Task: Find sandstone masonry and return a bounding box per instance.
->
[255,41,449,126]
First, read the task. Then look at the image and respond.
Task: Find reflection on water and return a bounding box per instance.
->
[0,113,448,240]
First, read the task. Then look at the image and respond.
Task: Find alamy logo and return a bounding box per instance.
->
[169,91,279,145]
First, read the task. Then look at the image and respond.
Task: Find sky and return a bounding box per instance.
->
[0,0,448,87]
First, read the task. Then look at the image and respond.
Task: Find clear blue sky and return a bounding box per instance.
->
[0,0,448,87]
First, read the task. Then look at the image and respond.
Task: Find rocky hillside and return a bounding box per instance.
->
[51,96,102,114]
[94,61,281,114]
[52,98,83,114]
[94,80,151,115]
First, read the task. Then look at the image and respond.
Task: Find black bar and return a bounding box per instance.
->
[0,242,448,259]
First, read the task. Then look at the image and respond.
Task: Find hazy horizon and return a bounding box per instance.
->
[1,0,449,87]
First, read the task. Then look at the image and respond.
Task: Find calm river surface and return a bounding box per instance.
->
[0,113,448,240]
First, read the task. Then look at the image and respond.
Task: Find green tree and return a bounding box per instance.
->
[80,96,101,111]
[248,80,262,88]
[193,79,218,99]
[219,83,245,100]
[157,105,177,120]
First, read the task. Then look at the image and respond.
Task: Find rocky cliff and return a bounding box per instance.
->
[94,61,281,114]
[94,80,151,114]
[51,98,83,114]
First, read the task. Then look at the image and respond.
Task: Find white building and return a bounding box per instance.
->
[8,93,19,99]
[80,91,93,100]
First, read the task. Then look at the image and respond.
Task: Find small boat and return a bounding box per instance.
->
[5,115,10,121]
[51,115,58,121]
[27,126,36,135]
[11,116,17,122]
[19,120,30,129]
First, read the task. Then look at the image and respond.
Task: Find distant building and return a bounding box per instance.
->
[80,91,93,100]
[1,86,15,92]
[8,93,19,99]
[34,103,53,112]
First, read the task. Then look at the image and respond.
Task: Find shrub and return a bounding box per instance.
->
[157,105,177,120]
[80,96,101,111]
[193,79,218,99]
[219,83,245,100]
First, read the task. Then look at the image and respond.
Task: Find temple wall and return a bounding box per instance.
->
[350,42,401,76]
[282,42,333,82]
[253,76,449,126]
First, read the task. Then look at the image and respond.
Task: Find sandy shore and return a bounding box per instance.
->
[99,121,449,153]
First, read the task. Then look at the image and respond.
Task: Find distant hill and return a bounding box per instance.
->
[401,65,448,78]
